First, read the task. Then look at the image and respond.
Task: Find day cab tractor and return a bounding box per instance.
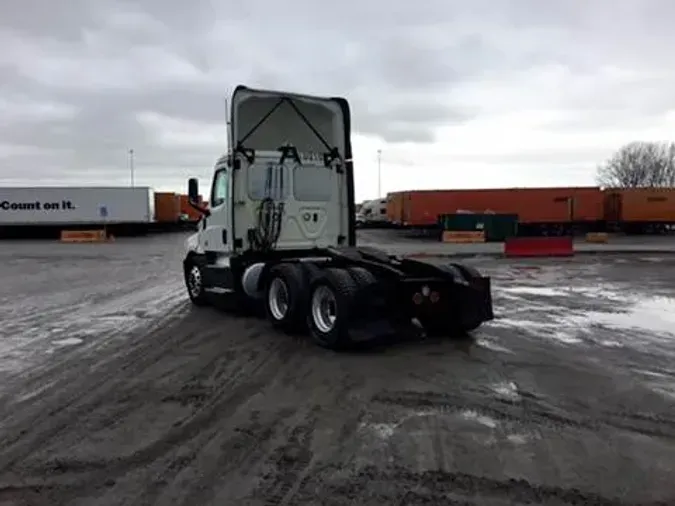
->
[182,85,494,350]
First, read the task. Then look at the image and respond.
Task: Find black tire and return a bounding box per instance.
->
[185,257,209,306]
[307,268,358,349]
[264,263,309,332]
[300,261,322,283]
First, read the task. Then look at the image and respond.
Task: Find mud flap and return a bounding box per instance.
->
[459,276,494,327]
[347,281,397,341]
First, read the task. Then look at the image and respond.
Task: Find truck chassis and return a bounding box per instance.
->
[184,246,493,349]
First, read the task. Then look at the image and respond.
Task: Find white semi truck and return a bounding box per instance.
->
[182,85,494,349]
[359,198,388,227]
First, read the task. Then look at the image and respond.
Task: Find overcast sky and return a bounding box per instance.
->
[1,0,674,201]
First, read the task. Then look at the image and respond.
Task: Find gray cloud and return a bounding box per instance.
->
[1,0,674,198]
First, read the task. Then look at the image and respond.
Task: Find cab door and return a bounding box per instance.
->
[199,167,232,256]
[198,166,236,292]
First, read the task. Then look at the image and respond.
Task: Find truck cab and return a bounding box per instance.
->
[186,86,355,260]
[182,85,493,350]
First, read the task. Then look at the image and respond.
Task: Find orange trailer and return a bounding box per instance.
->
[179,194,204,222]
[386,191,405,225]
[397,187,605,233]
[154,192,181,223]
[604,188,675,232]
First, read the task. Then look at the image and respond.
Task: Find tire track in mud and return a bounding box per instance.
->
[370,389,675,439]
[107,337,292,506]
[0,304,190,463]
[306,465,671,506]
[0,310,268,477]
[0,316,295,506]
[0,282,187,401]
[250,407,320,506]
[180,367,369,506]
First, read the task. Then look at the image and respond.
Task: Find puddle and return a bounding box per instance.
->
[599,339,624,348]
[550,331,583,345]
[367,423,396,439]
[52,337,84,347]
[632,369,675,400]
[500,286,568,297]
[634,368,672,379]
[476,337,514,354]
[361,407,501,440]
[460,410,498,428]
[491,319,557,330]
[651,385,675,400]
[14,380,57,403]
[582,297,675,336]
[493,283,674,348]
[567,285,627,302]
[490,381,520,401]
[507,433,530,445]
[491,318,583,345]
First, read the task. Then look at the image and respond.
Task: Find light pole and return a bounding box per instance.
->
[128,148,135,187]
[377,149,382,198]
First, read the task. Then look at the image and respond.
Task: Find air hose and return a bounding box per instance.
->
[251,162,284,252]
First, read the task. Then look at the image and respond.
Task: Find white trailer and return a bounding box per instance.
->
[0,187,155,225]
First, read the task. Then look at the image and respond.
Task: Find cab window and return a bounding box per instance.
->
[211,169,228,207]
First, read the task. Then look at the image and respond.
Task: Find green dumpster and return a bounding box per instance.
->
[438,213,484,232]
[484,214,518,241]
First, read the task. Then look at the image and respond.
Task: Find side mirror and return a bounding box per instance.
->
[187,177,210,217]
[188,177,199,203]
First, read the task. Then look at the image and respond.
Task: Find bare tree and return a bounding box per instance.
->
[596,141,675,188]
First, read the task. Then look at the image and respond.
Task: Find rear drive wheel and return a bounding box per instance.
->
[307,268,358,349]
[185,259,208,306]
[265,263,308,332]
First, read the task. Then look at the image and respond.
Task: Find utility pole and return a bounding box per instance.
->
[377,149,382,198]
[128,148,135,187]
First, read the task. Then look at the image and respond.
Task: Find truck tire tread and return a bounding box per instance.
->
[307,267,358,350]
[185,256,209,306]
[265,262,309,332]
[346,266,376,287]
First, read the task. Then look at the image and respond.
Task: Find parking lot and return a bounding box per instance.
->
[0,231,674,505]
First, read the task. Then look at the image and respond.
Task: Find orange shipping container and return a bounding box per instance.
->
[604,188,675,223]
[400,187,605,227]
[154,192,181,223]
[386,191,405,224]
[179,194,204,222]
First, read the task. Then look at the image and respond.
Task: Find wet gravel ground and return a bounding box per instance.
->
[0,232,674,505]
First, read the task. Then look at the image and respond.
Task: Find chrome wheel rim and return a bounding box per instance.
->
[268,278,289,320]
[311,285,337,333]
[188,265,202,298]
